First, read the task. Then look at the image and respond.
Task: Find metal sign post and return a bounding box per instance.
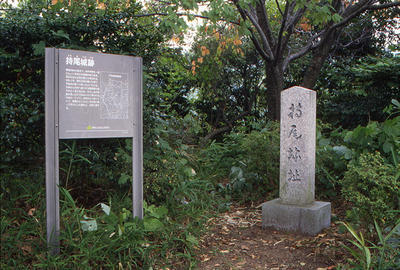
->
[45,48,60,254]
[45,48,143,254]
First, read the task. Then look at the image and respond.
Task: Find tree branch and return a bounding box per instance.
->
[279,4,308,65]
[242,8,275,59]
[274,0,284,16]
[367,1,400,10]
[330,0,397,31]
[232,0,273,61]
[284,30,326,71]
[133,12,240,25]
[202,126,231,143]
[256,0,276,46]
[250,33,273,61]
[202,111,250,142]
[275,0,293,62]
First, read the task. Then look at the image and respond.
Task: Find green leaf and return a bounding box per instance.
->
[392,99,400,108]
[384,219,400,242]
[60,187,76,207]
[118,173,131,185]
[32,41,45,56]
[319,138,330,147]
[342,244,363,261]
[373,220,384,247]
[340,222,363,244]
[143,218,164,231]
[76,154,92,164]
[383,141,393,153]
[333,145,352,160]
[149,205,168,219]
[365,246,371,269]
[186,234,198,246]
[332,13,342,23]
[157,137,172,151]
[51,30,70,40]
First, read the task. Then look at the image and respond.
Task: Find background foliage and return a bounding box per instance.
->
[1,0,399,268]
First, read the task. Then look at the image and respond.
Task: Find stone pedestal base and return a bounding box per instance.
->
[262,199,331,235]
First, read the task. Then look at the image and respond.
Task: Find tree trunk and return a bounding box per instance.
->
[302,29,340,89]
[265,63,284,121]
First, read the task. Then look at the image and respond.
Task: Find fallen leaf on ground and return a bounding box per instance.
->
[241,245,249,250]
[21,245,32,254]
[28,208,36,216]
[201,256,211,262]
[273,239,284,246]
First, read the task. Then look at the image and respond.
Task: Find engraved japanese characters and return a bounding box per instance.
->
[279,87,316,205]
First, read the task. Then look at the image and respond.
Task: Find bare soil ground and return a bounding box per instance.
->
[196,204,350,270]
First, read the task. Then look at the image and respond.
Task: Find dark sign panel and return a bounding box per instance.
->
[58,49,141,138]
[46,48,143,254]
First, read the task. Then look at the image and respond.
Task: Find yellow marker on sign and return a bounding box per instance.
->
[87,125,92,130]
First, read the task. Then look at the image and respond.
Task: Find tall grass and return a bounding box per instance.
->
[1,165,222,269]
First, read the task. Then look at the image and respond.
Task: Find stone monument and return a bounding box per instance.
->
[262,86,331,235]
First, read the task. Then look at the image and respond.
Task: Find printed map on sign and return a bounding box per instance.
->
[100,72,129,119]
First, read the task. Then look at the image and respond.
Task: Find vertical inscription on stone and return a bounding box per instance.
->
[280,86,316,205]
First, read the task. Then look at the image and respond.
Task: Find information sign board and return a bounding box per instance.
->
[58,49,140,138]
[45,48,143,254]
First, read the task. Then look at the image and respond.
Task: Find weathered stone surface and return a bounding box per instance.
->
[262,86,330,235]
[280,86,316,205]
[262,199,331,235]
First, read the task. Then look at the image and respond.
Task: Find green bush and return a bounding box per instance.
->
[340,152,400,227]
[0,166,221,269]
[315,124,348,199]
[197,132,246,184]
[198,122,280,201]
[341,219,400,270]
[239,122,280,191]
[319,101,400,200]
[317,56,400,129]
[342,116,400,167]
[0,1,166,163]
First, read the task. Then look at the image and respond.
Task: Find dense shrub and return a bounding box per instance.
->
[342,116,400,166]
[0,1,198,204]
[0,1,166,163]
[340,152,400,227]
[239,122,280,191]
[315,104,400,200]
[315,124,348,198]
[197,122,280,201]
[317,56,400,129]
[0,167,221,269]
[0,81,44,162]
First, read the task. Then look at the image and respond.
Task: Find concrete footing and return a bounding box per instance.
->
[262,199,331,235]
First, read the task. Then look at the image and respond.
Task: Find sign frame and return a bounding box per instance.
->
[45,48,143,254]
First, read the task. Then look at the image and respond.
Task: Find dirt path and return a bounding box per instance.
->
[196,205,349,270]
